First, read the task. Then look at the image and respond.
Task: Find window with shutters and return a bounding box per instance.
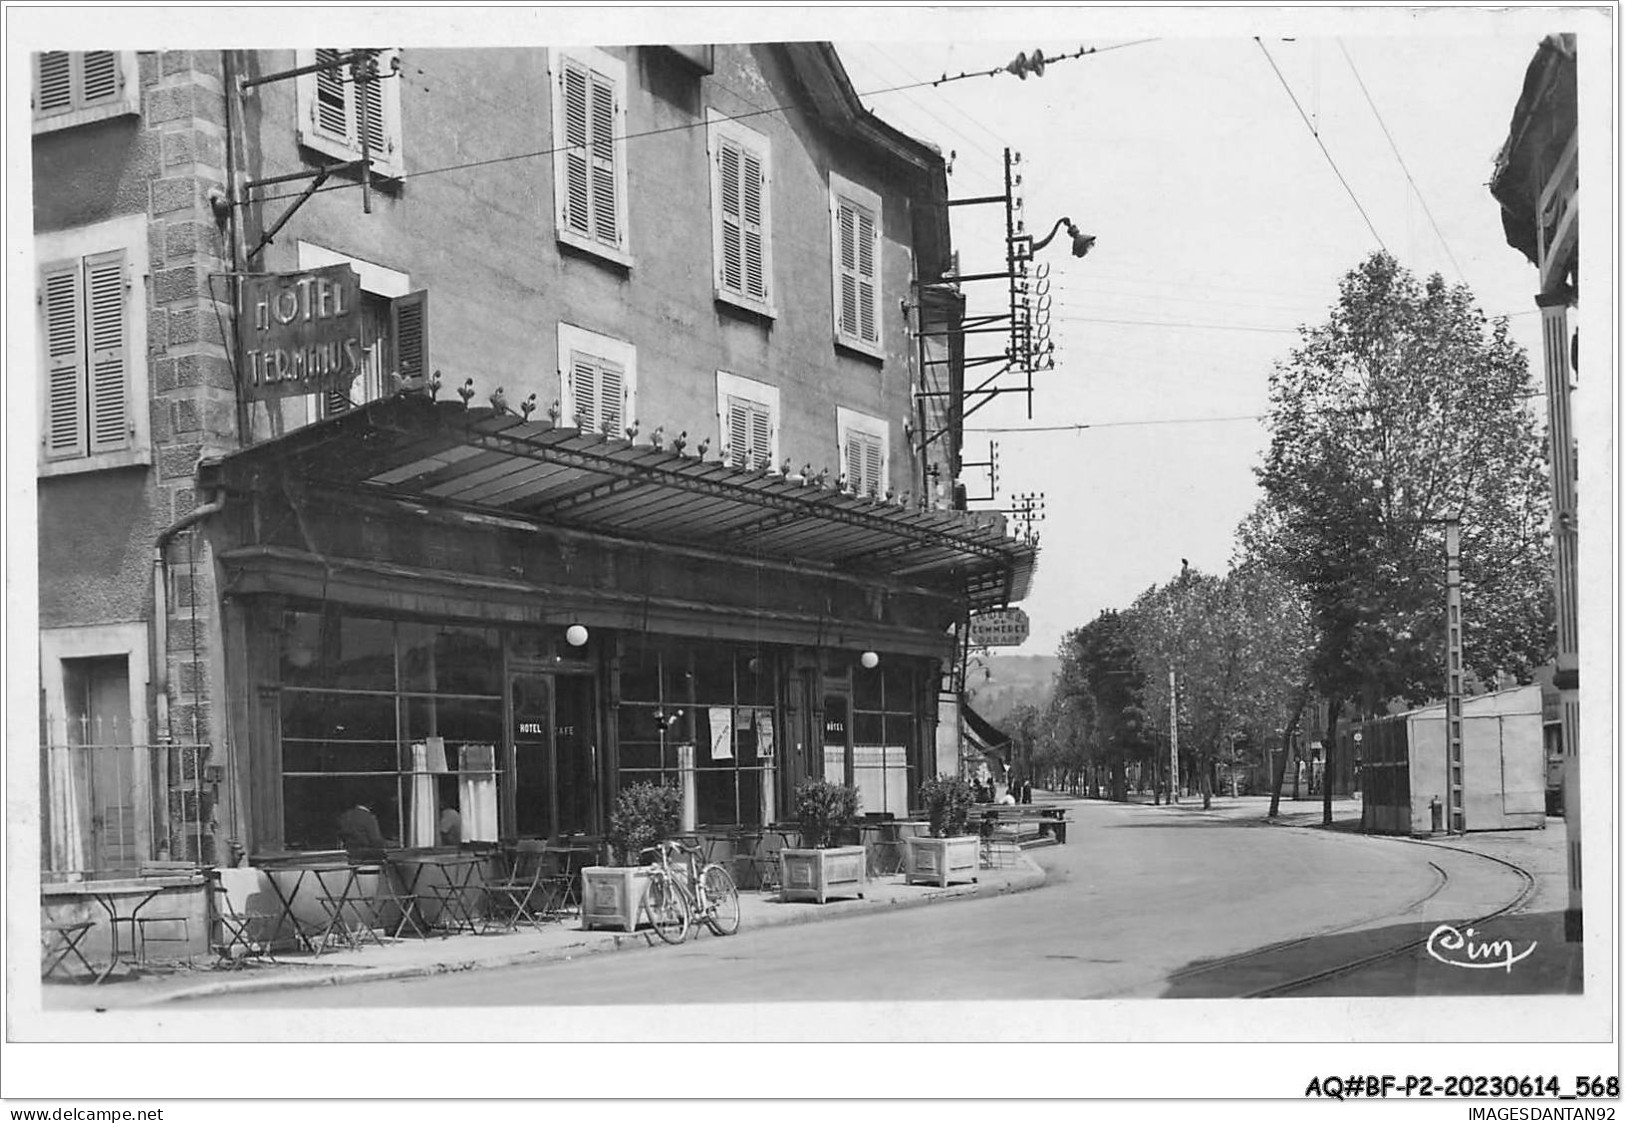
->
[37,217,150,476]
[558,324,636,437]
[706,112,773,316]
[829,173,884,359]
[836,407,889,500]
[550,48,631,266]
[715,372,780,472]
[32,51,138,133]
[291,243,424,429]
[294,49,404,179]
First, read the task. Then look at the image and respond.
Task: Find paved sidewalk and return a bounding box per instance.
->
[40,852,1047,1010]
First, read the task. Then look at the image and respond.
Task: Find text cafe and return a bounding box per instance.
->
[238,264,364,396]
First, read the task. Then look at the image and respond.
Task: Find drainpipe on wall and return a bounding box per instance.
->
[153,490,227,745]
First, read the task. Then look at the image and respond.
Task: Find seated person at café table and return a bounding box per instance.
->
[337,800,392,856]
[438,786,462,848]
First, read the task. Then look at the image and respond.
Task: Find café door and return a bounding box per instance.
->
[510,672,599,839]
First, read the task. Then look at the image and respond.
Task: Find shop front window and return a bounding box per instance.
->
[850,661,914,816]
[279,610,501,849]
[616,638,777,826]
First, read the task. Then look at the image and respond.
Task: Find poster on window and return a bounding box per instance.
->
[709,707,734,760]
[425,735,448,773]
[754,709,774,757]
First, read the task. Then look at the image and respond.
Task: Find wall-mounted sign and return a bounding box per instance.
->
[970,607,1030,647]
[239,264,364,401]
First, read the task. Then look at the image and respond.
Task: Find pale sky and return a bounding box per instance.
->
[837,8,1598,658]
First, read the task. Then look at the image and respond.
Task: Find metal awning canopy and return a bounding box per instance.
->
[198,396,1036,610]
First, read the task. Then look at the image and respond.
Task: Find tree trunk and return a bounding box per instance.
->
[1269,681,1315,818]
[1322,697,1342,826]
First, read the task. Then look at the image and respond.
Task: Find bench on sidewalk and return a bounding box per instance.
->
[978,807,1068,844]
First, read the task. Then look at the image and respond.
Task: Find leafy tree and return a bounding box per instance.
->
[1256,252,1553,823]
[1055,611,1148,800]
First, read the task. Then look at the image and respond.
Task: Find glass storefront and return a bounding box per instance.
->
[279,611,502,849]
[616,637,777,827]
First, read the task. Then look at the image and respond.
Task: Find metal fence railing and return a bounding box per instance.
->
[39,738,215,881]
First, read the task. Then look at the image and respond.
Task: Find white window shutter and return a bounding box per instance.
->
[312,48,351,143]
[588,73,619,246]
[844,435,862,492]
[598,358,624,432]
[862,434,883,498]
[727,396,750,466]
[570,354,598,429]
[36,52,72,113]
[80,51,120,105]
[837,202,860,339]
[748,401,771,467]
[856,209,878,344]
[84,249,129,452]
[40,258,87,459]
[359,67,387,155]
[741,150,765,301]
[561,64,592,236]
[718,141,743,293]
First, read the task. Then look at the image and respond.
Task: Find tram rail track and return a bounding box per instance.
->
[1241,838,1538,998]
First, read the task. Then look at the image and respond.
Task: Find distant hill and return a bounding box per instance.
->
[965,654,1059,726]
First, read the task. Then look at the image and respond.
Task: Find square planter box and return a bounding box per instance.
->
[579,866,656,932]
[779,845,867,904]
[903,835,980,887]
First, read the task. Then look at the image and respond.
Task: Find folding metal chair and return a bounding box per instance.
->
[112,862,199,966]
[41,920,95,980]
[207,867,280,969]
[480,841,549,933]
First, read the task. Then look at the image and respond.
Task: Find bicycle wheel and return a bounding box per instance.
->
[700,864,741,936]
[644,873,690,945]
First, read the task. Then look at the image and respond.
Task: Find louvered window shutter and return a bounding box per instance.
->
[844,436,862,492]
[741,149,766,301]
[561,64,592,236]
[597,358,624,432]
[748,401,771,467]
[80,51,119,105]
[357,59,389,156]
[390,290,429,384]
[84,250,129,452]
[837,202,860,338]
[36,52,72,113]
[587,72,619,246]
[313,48,351,142]
[718,141,743,294]
[856,209,878,343]
[40,259,87,460]
[570,355,598,429]
[727,396,750,467]
[862,434,883,498]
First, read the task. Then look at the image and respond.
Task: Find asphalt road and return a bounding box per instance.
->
[173,799,1534,1010]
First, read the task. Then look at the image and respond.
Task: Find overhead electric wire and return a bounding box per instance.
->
[1253,37,1388,253]
[1336,39,1467,285]
[248,43,1160,207]
[964,388,1550,434]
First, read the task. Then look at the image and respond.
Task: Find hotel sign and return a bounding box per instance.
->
[970,607,1029,647]
[239,265,364,401]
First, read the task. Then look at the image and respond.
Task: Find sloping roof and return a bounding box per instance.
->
[198,395,1036,610]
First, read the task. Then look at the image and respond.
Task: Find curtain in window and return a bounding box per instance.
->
[407,741,437,848]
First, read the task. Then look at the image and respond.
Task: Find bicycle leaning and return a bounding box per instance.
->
[639,838,741,945]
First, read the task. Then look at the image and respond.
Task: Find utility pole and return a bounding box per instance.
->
[1444,517,1465,833]
[1168,667,1179,803]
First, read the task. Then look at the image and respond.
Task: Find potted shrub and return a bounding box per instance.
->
[779,779,868,904]
[904,775,981,887]
[580,781,683,932]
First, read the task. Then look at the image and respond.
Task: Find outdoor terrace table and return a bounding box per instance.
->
[417,853,487,935]
[40,874,202,984]
[249,850,348,953]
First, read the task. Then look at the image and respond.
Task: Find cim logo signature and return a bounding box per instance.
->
[1425,924,1537,973]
